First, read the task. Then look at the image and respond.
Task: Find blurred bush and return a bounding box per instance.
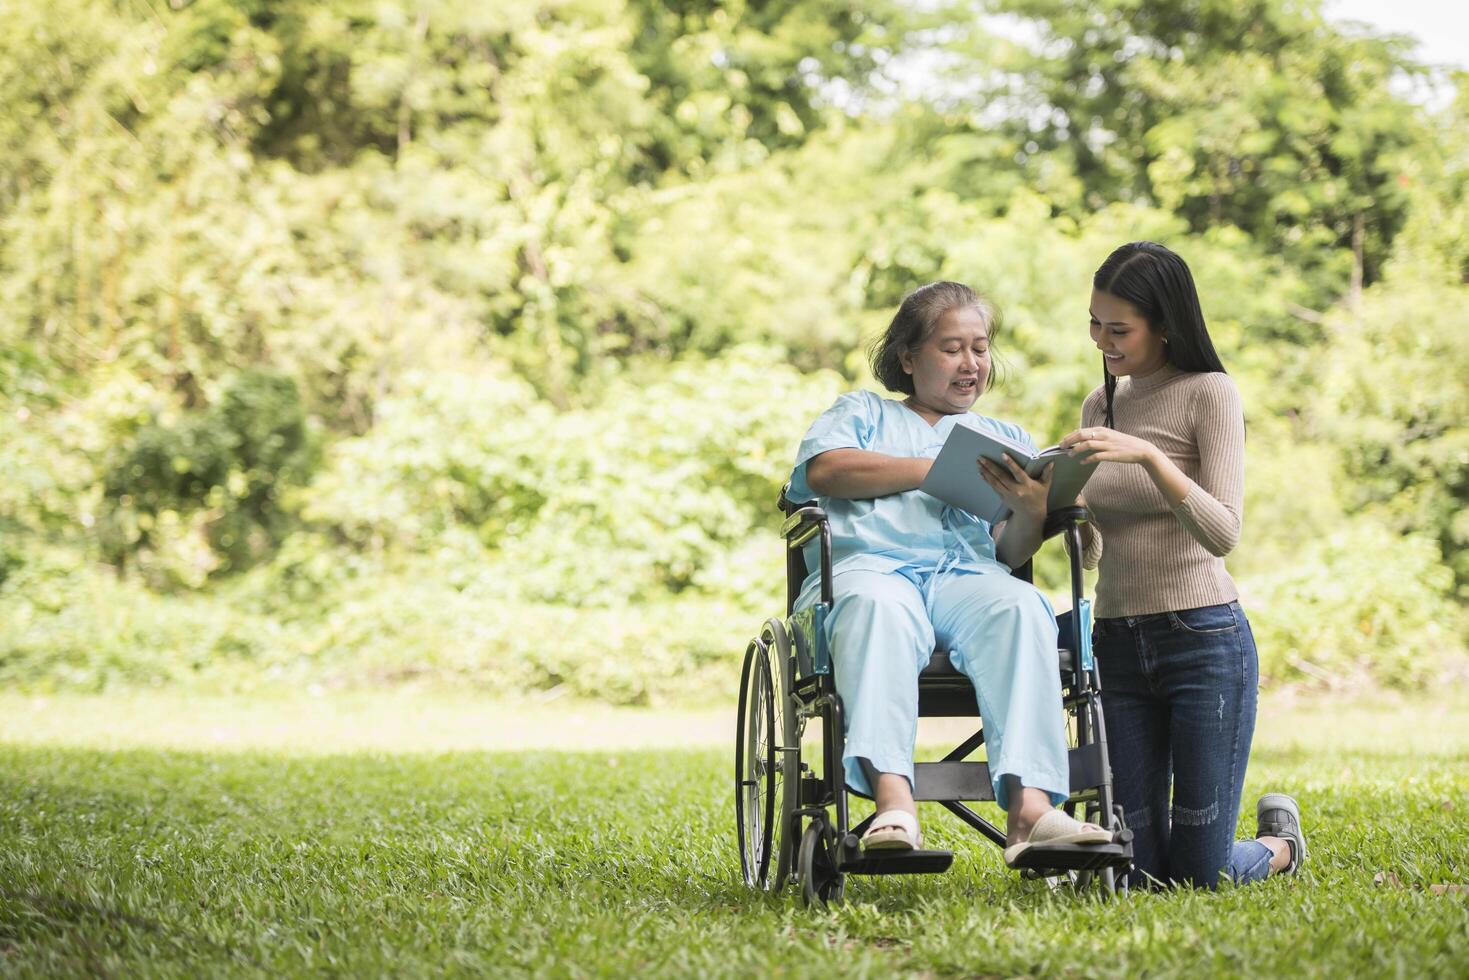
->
[0,0,1465,699]
[100,369,317,584]
[1247,523,1466,687]
[0,547,281,691]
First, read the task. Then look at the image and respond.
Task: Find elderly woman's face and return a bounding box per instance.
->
[900,306,990,417]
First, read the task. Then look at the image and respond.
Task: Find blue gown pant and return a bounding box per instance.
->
[800,563,1070,811]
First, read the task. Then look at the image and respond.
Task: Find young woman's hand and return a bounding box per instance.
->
[1062,427,1199,508]
[1059,426,1161,467]
[978,454,1052,520]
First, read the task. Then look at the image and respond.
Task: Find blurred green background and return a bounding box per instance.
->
[2,0,1465,704]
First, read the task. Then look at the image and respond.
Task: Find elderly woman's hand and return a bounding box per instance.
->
[978,454,1051,521]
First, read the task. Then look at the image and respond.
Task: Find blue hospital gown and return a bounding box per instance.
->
[789,390,1069,807]
[789,390,1033,587]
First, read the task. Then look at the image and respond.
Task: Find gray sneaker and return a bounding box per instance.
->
[1256,793,1306,874]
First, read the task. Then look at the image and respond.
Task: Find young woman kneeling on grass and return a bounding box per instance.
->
[1060,242,1307,889]
[788,281,1109,868]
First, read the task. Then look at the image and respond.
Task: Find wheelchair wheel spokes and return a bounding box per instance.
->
[736,637,774,888]
[760,618,799,891]
[735,620,800,893]
[754,644,778,884]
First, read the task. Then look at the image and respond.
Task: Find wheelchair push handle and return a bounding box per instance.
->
[1041,505,1088,540]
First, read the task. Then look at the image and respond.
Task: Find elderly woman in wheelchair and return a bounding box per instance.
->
[795,280,1112,865]
[740,277,1128,905]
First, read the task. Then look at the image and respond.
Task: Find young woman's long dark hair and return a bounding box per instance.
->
[1093,242,1226,427]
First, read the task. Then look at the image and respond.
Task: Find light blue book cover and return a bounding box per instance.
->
[919,424,1095,524]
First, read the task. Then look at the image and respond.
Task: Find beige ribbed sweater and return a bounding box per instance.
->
[1079,364,1244,618]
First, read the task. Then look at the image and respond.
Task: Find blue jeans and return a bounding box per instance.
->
[1094,601,1274,889]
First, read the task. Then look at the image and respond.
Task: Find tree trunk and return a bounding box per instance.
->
[397,10,430,159]
[1349,208,1364,319]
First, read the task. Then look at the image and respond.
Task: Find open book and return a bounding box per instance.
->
[919,423,1095,525]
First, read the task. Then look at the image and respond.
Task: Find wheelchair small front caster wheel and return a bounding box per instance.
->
[798,818,844,907]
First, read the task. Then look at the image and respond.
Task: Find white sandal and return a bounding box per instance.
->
[1003,809,1111,867]
[862,809,922,852]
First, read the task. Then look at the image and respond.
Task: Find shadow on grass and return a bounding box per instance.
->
[0,887,265,974]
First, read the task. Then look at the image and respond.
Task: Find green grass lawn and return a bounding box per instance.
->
[1,692,1467,977]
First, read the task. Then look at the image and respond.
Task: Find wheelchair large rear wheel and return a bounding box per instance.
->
[735,621,797,891]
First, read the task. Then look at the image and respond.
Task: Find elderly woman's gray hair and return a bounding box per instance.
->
[868,281,1002,395]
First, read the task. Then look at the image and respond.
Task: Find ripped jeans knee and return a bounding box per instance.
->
[1171,794,1220,827]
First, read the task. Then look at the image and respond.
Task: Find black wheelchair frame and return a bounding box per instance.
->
[736,488,1134,904]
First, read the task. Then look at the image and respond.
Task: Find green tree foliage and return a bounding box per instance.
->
[101,369,315,581]
[972,0,1424,298]
[0,0,1464,698]
[1316,280,1469,593]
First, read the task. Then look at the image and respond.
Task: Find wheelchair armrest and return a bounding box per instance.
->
[1041,505,1088,541]
[780,505,828,548]
[780,503,833,609]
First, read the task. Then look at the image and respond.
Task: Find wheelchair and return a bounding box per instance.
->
[735,488,1133,904]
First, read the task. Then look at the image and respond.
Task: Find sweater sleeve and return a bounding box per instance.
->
[1169,374,1244,557]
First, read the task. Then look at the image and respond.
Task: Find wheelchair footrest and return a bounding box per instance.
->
[1007,841,1132,873]
[840,848,954,876]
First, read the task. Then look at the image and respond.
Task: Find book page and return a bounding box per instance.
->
[920,422,1096,521]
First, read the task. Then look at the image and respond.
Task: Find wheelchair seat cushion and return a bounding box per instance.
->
[919,646,1074,680]
[917,645,1076,718]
